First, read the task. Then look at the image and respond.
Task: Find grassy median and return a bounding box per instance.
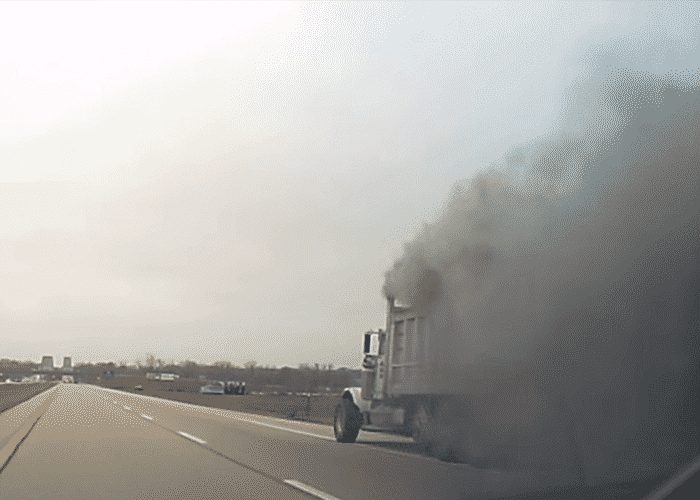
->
[96,376,339,425]
[0,383,55,413]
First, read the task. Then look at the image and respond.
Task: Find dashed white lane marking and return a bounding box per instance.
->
[123,406,132,411]
[89,385,455,467]
[92,385,327,429]
[177,431,207,445]
[96,385,334,441]
[284,480,341,500]
[141,414,154,421]
[90,386,448,464]
[231,417,335,442]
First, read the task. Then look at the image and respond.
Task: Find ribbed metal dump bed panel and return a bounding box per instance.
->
[387,308,432,395]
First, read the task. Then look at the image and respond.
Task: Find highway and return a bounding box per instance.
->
[0,384,556,500]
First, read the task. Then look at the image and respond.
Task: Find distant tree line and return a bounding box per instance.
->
[71,356,360,394]
[0,358,38,377]
[1,355,361,394]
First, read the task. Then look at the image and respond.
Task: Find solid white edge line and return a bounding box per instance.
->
[92,385,328,428]
[88,385,447,465]
[283,480,341,500]
[232,417,335,442]
[91,385,335,440]
[177,431,207,445]
[141,414,154,421]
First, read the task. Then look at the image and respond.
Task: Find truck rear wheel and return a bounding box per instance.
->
[412,399,470,462]
[334,399,362,443]
[431,398,472,463]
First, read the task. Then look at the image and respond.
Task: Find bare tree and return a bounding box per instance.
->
[145,353,157,370]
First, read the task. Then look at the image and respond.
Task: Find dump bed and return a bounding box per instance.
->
[386,304,465,395]
[385,305,427,395]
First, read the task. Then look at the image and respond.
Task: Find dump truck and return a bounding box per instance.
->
[333,295,673,472]
[333,297,478,460]
[333,297,549,464]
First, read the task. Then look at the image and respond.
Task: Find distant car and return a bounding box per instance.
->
[134,385,144,391]
[200,382,224,395]
[224,381,247,395]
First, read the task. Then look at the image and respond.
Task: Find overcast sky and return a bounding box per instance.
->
[1,1,697,367]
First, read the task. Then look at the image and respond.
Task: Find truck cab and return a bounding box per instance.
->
[334,298,437,445]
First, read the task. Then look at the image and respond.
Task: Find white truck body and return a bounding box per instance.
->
[335,298,454,443]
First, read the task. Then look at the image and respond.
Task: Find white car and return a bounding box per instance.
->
[199,382,225,395]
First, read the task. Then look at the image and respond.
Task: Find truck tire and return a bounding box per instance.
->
[334,399,362,443]
[430,398,472,463]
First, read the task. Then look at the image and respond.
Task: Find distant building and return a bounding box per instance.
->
[40,356,54,371]
[146,372,179,381]
[62,357,72,371]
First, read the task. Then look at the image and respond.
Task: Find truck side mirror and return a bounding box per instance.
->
[363,331,380,356]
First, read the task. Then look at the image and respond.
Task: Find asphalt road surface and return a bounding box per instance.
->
[0,384,559,500]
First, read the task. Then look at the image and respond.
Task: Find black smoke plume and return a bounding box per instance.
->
[384,70,700,485]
